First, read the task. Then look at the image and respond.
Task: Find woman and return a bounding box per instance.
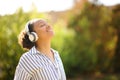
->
[14,18,66,80]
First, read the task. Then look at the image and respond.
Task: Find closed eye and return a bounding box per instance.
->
[40,24,45,27]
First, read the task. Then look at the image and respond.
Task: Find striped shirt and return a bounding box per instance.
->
[14,46,66,80]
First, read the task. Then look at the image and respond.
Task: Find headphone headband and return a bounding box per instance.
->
[25,22,30,35]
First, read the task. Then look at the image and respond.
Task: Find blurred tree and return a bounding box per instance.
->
[0,8,47,80]
[64,0,115,77]
[0,8,30,80]
[0,1,119,79]
[112,4,120,72]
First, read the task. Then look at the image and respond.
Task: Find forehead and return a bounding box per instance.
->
[34,19,47,26]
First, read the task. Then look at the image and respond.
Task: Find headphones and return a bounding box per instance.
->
[25,21,38,42]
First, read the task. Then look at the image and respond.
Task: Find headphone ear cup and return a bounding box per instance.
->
[29,32,38,42]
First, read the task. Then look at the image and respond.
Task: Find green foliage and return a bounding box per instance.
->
[111,5,120,72]
[63,2,116,77]
[0,2,119,79]
[103,75,118,80]
[0,8,47,80]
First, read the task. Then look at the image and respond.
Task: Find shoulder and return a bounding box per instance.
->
[19,52,31,63]
[17,51,37,73]
[19,46,38,64]
[18,52,31,67]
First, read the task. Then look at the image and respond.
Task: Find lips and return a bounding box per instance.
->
[47,29,53,32]
[48,30,53,32]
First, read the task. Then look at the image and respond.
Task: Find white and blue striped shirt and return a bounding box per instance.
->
[14,46,66,80]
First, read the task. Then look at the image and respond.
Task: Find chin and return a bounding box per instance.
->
[50,34,54,37]
[50,32,55,36]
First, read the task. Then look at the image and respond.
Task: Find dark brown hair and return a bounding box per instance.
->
[18,22,35,50]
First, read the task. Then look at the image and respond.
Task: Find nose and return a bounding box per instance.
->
[47,24,52,29]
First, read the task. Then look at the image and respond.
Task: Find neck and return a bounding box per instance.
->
[35,39,55,63]
[35,39,51,55]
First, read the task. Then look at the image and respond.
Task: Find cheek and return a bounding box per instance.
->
[36,29,46,38]
[36,27,46,34]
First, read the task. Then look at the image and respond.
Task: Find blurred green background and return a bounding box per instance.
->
[0,0,120,80]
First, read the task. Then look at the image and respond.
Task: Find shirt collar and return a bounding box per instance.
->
[29,46,58,56]
[29,46,40,55]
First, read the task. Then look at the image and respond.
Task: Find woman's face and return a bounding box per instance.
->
[33,19,54,40]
